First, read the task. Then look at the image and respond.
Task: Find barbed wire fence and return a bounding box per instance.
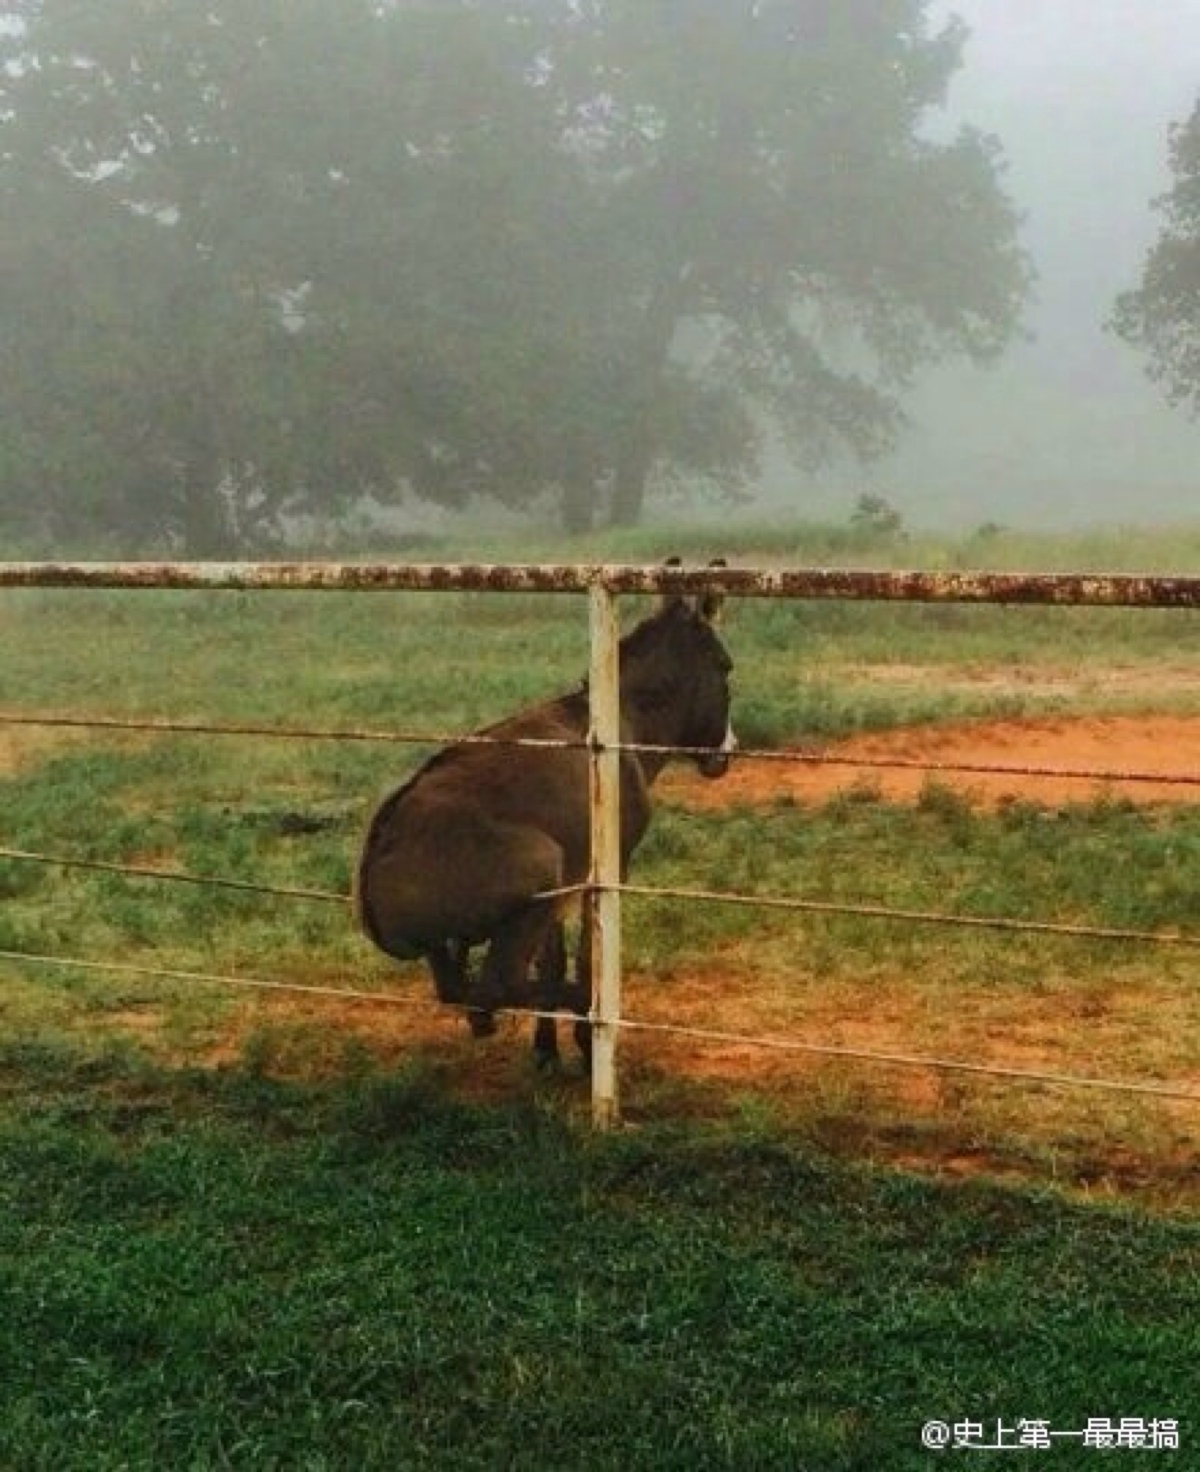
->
[1,560,1197,1126]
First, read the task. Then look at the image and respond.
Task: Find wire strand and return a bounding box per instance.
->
[0,710,584,751]
[2,946,1197,1105]
[625,738,1200,788]
[0,846,347,905]
[612,1016,1200,1104]
[2,709,1195,787]
[0,846,1190,948]
[616,882,1196,948]
[0,845,587,908]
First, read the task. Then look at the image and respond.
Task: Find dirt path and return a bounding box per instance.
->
[663,713,1200,809]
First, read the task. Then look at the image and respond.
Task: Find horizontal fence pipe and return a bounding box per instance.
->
[3,946,1197,1106]
[1,561,1197,607]
[616,883,1196,948]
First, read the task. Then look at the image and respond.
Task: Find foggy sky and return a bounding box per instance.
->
[792,0,1200,529]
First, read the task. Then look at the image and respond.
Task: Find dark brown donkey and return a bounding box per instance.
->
[354,574,735,1066]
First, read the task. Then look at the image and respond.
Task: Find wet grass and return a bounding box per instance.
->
[0,521,1196,1465]
[0,1045,1197,1471]
[2,743,1196,1210]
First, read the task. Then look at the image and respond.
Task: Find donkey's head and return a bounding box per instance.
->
[619,561,735,779]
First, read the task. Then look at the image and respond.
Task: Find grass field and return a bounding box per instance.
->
[0,519,1197,1467]
[2,1050,1197,1470]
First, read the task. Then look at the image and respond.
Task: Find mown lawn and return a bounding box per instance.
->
[1,1045,1197,1472]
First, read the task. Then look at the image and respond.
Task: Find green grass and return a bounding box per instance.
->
[406,513,1200,576]
[3,748,1195,980]
[4,513,1198,748]
[0,519,1196,1465]
[2,749,1195,1208]
[0,1047,1197,1471]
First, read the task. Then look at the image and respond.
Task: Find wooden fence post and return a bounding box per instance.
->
[588,578,622,1129]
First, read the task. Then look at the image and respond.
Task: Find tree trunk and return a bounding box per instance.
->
[608,439,653,528]
[179,464,235,557]
[607,268,693,528]
[560,473,596,535]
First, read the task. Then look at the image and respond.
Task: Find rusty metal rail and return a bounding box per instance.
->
[1,560,1198,606]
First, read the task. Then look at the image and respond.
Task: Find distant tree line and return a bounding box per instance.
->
[0,1,1033,554]
[1114,95,1200,420]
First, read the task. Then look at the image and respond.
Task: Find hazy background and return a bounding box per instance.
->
[787,0,1199,529]
[1,2,1195,547]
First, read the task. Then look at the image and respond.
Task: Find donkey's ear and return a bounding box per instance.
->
[655,555,686,615]
[697,557,727,624]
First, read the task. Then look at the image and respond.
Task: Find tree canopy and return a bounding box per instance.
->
[1113,96,1200,417]
[0,0,1031,551]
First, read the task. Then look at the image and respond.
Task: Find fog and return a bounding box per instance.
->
[1,2,1196,552]
[787,0,1199,529]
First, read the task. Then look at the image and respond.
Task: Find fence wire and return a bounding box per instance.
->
[3,945,1198,1106]
[2,708,1197,788]
[1,845,1193,949]
[0,846,347,905]
[616,883,1197,949]
[2,559,1196,1118]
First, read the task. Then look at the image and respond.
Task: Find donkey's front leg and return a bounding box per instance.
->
[531,921,567,1071]
[567,891,594,1073]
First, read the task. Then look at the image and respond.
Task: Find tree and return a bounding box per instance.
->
[532,0,1032,524]
[1112,97,1200,416]
[0,2,388,552]
[0,1,631,546]
[0,0,1030,549]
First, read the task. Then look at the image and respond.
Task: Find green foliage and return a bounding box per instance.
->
[850,493,908,543]
[0,1,1030,547]
[1113,95,1200,415]
[0,1051,1197,1470]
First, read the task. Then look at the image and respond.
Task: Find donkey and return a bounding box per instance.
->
[354,568,735,1066]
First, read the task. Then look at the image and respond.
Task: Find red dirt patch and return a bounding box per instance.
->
[664,714,1200,809]
[0,727,84,775]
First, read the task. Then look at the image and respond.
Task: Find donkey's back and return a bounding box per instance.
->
[355,692,591,965]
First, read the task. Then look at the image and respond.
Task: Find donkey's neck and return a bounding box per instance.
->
[619,692,688,787]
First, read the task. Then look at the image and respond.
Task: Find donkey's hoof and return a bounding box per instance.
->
[467,1008,497,1038]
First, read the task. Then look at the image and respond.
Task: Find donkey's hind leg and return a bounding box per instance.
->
[467,903,555,1039]
[426,939,470,1005]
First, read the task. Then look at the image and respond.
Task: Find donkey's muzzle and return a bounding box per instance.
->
[697,722,737,780]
